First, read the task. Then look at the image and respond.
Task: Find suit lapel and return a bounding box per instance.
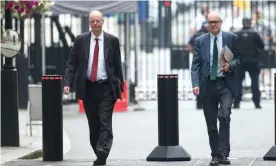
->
[205,33,210,63]
[103,32,109,61]
[85,32,91,61]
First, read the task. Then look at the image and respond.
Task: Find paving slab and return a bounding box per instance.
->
[2,158,276,166]
[0,110,42,165]
[62,100,275,160]
[2,100,275,165]
[1,110,71,165]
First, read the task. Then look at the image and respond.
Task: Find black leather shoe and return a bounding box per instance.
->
[255,105,262,109]
[93,159,106,165]
[210,157,220,166]
[93,150,107,165]
[219,156,231,165]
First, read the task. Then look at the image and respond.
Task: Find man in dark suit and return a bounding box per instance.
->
[191,11,241,166]
[63,10,124,165]
[233,18,264,109]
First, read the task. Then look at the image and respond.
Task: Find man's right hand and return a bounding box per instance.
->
[192,87,200,95]
[64,86,70,94]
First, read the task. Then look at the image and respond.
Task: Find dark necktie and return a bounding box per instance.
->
[90,38,99,82]
[210,37,218,80]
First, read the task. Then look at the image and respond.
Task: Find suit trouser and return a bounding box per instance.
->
[83,80,116,158]
[234,62,260,106]
[202,78,233,157]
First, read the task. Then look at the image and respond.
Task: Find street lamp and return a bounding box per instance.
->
[1,29,22,146]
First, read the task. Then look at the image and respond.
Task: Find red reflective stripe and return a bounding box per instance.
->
[157,75,178,78]
[42,76,62,80]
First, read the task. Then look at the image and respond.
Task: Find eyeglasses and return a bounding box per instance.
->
[208,20,221,25]
[89,20,102,24]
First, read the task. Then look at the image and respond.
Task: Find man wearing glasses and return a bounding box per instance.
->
[191,11,241,166]
[63,10,124,165]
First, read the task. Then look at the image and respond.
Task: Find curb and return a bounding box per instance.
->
[3,128,71,164]
[17,128,71,160]
[19,150,43,159]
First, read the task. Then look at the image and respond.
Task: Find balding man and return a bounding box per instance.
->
[63,11,124,165]
[191,11,241,165]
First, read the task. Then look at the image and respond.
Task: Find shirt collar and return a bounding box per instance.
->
[91,31,103,40]
[210,30,222,39]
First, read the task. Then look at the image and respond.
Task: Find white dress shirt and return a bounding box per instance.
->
[87,31,108,81]
[210,31,224,77]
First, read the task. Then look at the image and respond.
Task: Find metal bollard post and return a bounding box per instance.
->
[146,74,191,161]
[42,75,63,161]
[1,62,20,147]
[263,73,276,160]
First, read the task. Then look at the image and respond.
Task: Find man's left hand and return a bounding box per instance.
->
[221,63,230,72]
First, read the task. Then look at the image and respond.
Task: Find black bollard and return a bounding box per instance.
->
[42,75,63,161]
[263,73,276,160]
[1,58,20,147]
[146,74,191,161]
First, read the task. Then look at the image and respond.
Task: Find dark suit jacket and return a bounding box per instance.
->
[191,31,241,97]
[235,27,264,63]
[63,31,124,100]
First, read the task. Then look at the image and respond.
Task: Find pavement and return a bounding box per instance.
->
[2,100,276,165]
[0,109,71,165]
[2,158,276,166]
[0,110,42,165]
